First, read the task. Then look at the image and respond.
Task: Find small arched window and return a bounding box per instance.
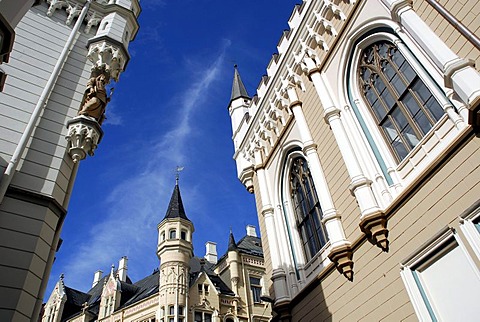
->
[169,229,176,239]
[289,157,328,260]
[358,40,444,161]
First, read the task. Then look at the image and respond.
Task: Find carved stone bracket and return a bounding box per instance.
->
[359,211,389,252]
[87,41,127,81]
[239,166,255,193]
[65,116,104,163]
[328,244,354,281]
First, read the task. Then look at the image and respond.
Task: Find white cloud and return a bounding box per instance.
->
[55,42,230,291]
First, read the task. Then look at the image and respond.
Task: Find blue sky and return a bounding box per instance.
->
[47,0,298,294]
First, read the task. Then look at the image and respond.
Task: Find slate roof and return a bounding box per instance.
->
[230,65,250,102]
[236,235,263,257]
[189,257,235,296]
[217,234,264,265]
[227,231,237,251]
[163,183,190,221]
[118,269,159,309]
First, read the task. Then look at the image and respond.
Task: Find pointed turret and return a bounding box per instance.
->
[228,230,237,251]
[163,181,190,221]
[230,65,250,102]
[157,179,194,322]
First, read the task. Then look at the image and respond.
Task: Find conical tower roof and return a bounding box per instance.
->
[163,182,190,221]
[230,65,250,102]
[228,230,237,251]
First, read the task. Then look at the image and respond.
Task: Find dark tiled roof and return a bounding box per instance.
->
[163,183,190,221]
[118,270,159,309]
[65,287,90,307]
[227,232,237,251]
[230,65,250,102]
[217,234,264,264]
[189,257,235,296]
[236,235,263,257]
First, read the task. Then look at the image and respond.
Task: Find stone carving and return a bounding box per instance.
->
[78,70,110,124]
[47,0,67,17]
[87,42,126,82]
[66,4,82,25]
[65,117,103,163]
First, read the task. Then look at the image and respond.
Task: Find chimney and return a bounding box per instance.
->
[118,256,128,282]
[92,270,103,288]
[205,241,218,264]
[246,225,257,237]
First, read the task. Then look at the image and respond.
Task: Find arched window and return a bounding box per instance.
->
[289,157,328,260]
[358,40,444,161]
[169,229,176,239]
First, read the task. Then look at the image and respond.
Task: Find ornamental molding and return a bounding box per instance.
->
[65,116,103,163]
[46,0,103,32]
[87,41,128,81]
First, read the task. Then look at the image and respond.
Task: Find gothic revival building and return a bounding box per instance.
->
[0,1,140,320]
[229,0,480,320]
[42,182,270,322]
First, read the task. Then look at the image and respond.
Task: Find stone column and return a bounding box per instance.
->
[284,84,354,280]
[253,146,290,304]
[304,58,389,252]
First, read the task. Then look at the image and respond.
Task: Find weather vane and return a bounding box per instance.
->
[175,166,184,184]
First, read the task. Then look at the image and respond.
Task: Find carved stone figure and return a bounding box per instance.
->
[78,73,110,124]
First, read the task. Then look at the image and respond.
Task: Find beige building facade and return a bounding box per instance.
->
[42,183,271,322]
[228,0,480,320]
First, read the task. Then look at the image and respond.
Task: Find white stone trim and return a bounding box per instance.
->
[460,205,480,262]
[400,226,480,321]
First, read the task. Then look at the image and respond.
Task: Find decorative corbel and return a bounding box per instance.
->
[328,243,354,281]
[66,3,82,25]
[46,0,67,17]
[314,13,338,36]
[359,211,389,252]
[85,11,102,34]
[323,0,347,21]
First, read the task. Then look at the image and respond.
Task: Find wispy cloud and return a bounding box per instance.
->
[57,42,230,291]
[103,103,123,126]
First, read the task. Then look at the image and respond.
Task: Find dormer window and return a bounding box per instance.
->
[169,229,176,239]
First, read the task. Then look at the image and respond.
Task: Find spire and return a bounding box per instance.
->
[163,182,190,221]
[230,65,250,102]
[228,230,237,251]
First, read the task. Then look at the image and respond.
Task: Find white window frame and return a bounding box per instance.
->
[348,31,466,191]
[460,204,480,261]
[280,149,331,283]
[400,227,480,321]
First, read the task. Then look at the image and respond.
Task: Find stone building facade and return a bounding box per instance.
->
[0,1,139,320]
[228,0,480,320]
[42,183,271,322]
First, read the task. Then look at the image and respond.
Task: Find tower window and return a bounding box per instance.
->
[358,40,444,161]
[289,157,328,260]
[169,229,176,239]
[181,230,187,240]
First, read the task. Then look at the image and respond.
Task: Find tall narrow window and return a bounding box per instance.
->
[290,157,328,260]
[358,40,444,161]
[250,276,262,303]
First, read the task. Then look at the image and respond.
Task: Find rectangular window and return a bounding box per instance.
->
[401,230,480,321]
[204,284,209,294]
[250,277,262,303]
[194,312,212,322]
[169,305,174,315]
[198,284,203,294]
